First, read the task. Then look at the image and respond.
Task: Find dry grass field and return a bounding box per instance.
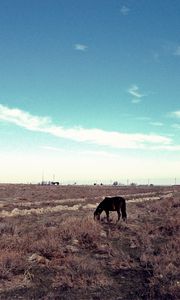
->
[0,184,179,299]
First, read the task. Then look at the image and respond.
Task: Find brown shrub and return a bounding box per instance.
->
[0,250,26,280]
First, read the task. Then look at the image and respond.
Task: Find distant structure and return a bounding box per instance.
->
[51,182,59,185]
[40,181,60,186]
[130,182,137,187]
[112,181,124,186]
[113,181,118,186]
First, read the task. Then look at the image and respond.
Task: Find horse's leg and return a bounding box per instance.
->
[105,210,109,222]
[117,210,121,222]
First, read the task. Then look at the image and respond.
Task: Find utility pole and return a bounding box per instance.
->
[42,169,44,185]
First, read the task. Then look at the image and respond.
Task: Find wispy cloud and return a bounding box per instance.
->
[0,104,177,150]
[150,145,180,151]
[152,52,160,62]
[128,85,145,103]
[136,116,151,121]
[128,85,144,98]
[167,111,180,130]
[150,122,164,127]
[74,44,88,51]
[173,46,180,56]
[171,110,180,118]
[171,124,180,130]
[0,104,50,130]
[131,98,141,104]
[167,111,180,129]
[120,6,130,16]
[161,42,180,58]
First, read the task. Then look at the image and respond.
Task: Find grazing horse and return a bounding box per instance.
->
[94,196,127,222]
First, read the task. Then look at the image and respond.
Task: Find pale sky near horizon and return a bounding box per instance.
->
[0,0,180,184]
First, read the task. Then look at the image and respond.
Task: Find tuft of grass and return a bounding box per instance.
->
[0,221,16,235]
[0,251,26,280]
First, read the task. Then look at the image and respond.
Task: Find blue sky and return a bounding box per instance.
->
[0,0,180,184]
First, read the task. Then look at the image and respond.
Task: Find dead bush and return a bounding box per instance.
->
[53,255,112,289]
[28,234,62,260]
[0,221,16,235]
[58,215,102,244]
[0,250,25,280]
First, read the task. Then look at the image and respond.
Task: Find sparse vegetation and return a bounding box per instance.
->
[0,184,179,299]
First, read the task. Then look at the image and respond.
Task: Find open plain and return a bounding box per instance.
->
[0,184,179,299]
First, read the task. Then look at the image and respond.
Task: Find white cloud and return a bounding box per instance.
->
[0,104,50,130]
[74,44,88,51]
[0,104,177,150]
[120,6,130,16]
[128,85,145,99]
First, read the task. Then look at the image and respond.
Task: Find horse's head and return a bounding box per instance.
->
[94,205,103,220]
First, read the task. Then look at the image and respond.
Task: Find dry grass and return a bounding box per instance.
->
[137,196,180,299]
[0,184,179,299]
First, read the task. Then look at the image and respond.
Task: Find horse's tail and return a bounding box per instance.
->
[121,197,127,221]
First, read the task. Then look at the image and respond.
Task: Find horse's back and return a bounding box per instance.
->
[103,196,125,210]
[104,196,125,204]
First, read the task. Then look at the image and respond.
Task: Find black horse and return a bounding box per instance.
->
[94,196,127,222]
